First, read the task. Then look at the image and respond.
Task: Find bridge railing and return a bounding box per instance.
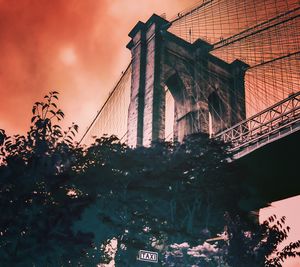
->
[215,91,300,150]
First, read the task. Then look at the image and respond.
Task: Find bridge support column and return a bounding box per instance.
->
[127,15,168,147]
[127,14,248,147]
[126,22,147,147]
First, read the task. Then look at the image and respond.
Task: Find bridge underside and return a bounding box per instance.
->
[235,128,300,210]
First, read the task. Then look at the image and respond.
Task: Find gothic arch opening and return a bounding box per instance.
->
[164,73,190,141]
[164,87,175,141]
[208,91,226,136]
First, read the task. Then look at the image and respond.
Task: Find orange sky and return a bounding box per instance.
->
[260,196,300,267]
[0,1,299,266]
[0,0,196,138]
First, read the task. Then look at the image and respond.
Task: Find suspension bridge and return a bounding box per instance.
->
[79,0,300,160]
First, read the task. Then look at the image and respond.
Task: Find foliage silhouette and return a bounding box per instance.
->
[0,92,94,266]
[0,92,299,266]
[224,213,300,267]
[73,135,252,266]
[164,213,300,267]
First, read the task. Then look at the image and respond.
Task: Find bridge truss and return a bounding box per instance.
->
[80,0,300,150]
[169,0,300,117]
[215,91,300,154]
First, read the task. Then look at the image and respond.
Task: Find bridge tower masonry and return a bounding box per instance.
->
[126,14,248,147]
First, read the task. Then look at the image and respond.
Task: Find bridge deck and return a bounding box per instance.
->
[215,91,300,157]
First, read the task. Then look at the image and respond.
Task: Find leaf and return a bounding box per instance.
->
[31,116,38,123]
[4,140,12,147]
[65,139,72,144]
[66,135,73,141]
[42,104,49,110]
[57,110,65,118]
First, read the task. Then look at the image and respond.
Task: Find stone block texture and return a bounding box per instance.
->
[127,14,248,146]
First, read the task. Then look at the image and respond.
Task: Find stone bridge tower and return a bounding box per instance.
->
[126,14,248,147]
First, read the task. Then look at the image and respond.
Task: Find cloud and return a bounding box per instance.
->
[0,0,112,133]
[0,0,198,136]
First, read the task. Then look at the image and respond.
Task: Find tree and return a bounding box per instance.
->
[0,92,299,266]
[164,213,300,267]
[72,134,255,266]
[0,92,94,266]
[224,213,300,267]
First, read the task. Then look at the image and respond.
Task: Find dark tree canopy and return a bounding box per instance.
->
[0,92,299,267]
